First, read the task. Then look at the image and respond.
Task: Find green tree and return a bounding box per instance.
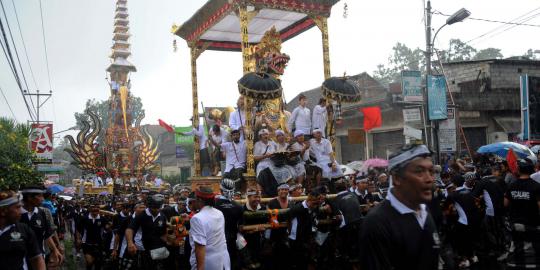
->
[53,138,82,184]
[373,42,425,86]
[440,39,477,62]
[473,48,503,60]
[0,118,42,190]
[74,97,145,145]
[522,49,539,60]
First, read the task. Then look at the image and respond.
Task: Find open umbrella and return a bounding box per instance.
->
[531,145,540,154]
[346,161,364,171]
[340,165,356,176]
[477,142,536,161]
[363,158,389,168]
[321,76,361,103]
[238,72,282,100]
[47,184,64,194]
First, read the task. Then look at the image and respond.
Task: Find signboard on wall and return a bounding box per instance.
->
[401,71,423,102]
[439,108,456,152]
[427,75,448,120]
[30,123,53,161]
[348,129,365,144]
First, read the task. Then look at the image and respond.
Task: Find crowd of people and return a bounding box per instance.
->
[190,95,342,196]
[2,143,540,270]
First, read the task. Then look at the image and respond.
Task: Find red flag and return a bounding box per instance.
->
[158,119,174,133]
[361,106,382,132]
[506,148,518,175]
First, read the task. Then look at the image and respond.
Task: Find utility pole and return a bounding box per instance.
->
[424,0,436,154]
[24,90,52,123]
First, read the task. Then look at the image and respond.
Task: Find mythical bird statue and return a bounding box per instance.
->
[64,110,105,172]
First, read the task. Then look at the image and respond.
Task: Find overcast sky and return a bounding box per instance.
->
[1,0,539,141]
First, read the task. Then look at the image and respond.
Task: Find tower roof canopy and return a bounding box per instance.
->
[107,57,137,72]
[174,0,340,52]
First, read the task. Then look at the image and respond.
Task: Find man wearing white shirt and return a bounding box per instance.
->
[209,124,229,176]
[288,94,311,135]
[181,120,211,176]
[309,128,338,180]
[221,129,247,187]
[312,98,328,137]
[229,97,246,141]
[254,129,277,177]
[189,186,230,270]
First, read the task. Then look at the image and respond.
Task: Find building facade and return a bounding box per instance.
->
[288,59,540,163]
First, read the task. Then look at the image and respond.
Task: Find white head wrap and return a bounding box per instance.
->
[388,145,431,172]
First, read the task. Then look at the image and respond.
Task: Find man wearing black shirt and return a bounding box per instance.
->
[215,179,243,270]
[360,145,440,270]
[126,194,168,270]
[161,198,187,270]
[111,202,131,261]
[333,180,363,269]
[76,202,106,270]
[266,183,291,269]
[471,166,506,257]
[0,190,45,270]
[20,185,63,265]
[504,158,540,266]
[241,189,266,269]
[288,190,321,270]
[446,173,482,268]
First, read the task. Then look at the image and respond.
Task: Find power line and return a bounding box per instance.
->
[0,84,17,121]
[0,3,35,121]
[451,7,540,44]
[0,0,35,114]
[433,10,540,27]
[468,12,540,45]
[10,0,38,90]
[38,0,52,92]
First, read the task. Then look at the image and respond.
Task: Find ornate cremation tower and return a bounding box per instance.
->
[105,0,156,177]
[65,0,159,184]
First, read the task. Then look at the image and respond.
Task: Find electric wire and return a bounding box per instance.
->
[0,0,35,114]
[433,10,540,28]
[11,0,38,90]
[0,84,17,121]
[38,0,53,92]
[468,12,540,45]
[0,4,35,121]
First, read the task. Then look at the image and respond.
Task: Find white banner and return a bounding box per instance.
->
[403,108,422,123]
[404,125,423,140]
[439,108,456,152]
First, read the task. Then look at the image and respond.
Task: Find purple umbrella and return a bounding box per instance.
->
[99,191,109,196]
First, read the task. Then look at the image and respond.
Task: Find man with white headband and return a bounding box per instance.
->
[267,183,292,269]
[0,190,46,270]
[215,179,243,269]
[274,129,289,152]
[290,130,310,185]
[360,144,440,270]
[309,128,339,182]
[254,128,277,177]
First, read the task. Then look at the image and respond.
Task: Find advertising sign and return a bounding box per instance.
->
[403,125,422,140]
[174,126,194,144]
[30,123,53,161]
[402,108,422,123]
[520,74,530,140]
[176,145,187,158]
[427,75,448,120]
[439,108,456,152]
[401,70,423,102]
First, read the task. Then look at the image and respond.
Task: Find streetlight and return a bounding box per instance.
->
[425,1,470,159]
